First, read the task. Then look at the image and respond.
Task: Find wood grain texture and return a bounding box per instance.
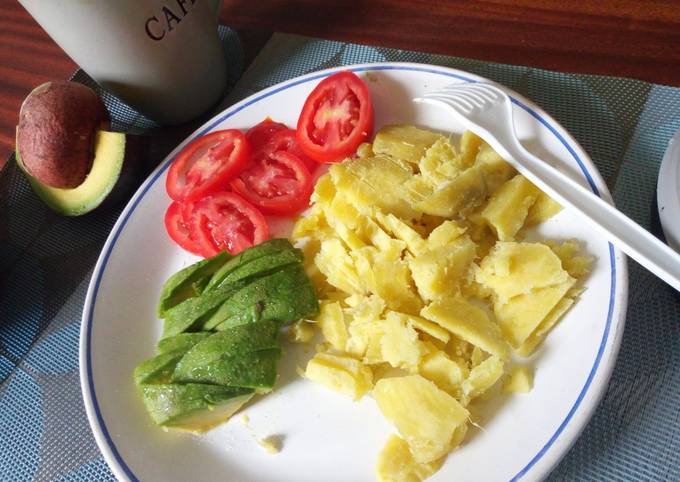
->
[3,0,680,169]
[219,0,680,84]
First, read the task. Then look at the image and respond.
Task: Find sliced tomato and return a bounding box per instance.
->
[166,129,250,202]
[245,118,288,151]
[259,128,317,172]
[188,191,269,256]
[296,71,373,163]
[164,202,202,256]
[230,150,313,216]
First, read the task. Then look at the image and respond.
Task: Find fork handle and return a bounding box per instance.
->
[492,135,680,293]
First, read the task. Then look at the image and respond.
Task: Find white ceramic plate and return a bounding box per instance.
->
[80,63,628,482]
[657,127,680,252]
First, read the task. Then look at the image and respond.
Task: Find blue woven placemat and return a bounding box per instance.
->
[2,31,679,481]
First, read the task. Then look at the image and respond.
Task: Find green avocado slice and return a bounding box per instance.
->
[139,383,254,431]
[161,284,239,339]
[157,332,211,354]
[175,320,281,364]
[203,263,319,331]
[171,321,281,389]
[203,238,298,292]
[15,130,126,216]
[157,251,232,317]
[172,348,282,390]
[135,330,212,385]
[133,349,186,386]
[207,248,303,293]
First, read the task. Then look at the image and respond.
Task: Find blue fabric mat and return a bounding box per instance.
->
[1,31,679,481]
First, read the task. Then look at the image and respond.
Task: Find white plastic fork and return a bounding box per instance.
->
[415,82,680,292]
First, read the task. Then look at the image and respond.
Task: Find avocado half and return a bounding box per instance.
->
[16,130,126,216]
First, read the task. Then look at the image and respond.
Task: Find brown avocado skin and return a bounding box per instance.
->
[17,81,110,189]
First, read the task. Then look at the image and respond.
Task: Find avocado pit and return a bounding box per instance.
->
[17,81,110,189]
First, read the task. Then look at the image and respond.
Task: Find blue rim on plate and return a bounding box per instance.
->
[80,63,624,482]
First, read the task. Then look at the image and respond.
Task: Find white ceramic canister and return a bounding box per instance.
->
[19,0,227,124]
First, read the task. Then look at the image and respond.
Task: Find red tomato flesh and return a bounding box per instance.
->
[245,118,288,151]
[231,150,313,216]
[164,202,202,256]
[187,191,269,256]
[259,128,317,172]
[296,71,373,163]
[166,129,250,202]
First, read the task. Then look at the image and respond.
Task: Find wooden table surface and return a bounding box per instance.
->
[2,0,680,169]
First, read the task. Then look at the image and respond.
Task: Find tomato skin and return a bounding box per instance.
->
[230,150,313,216]
[296,71,373,163]
[246,118,288,151]
[164,202,203,256]
[188,191,269,256]
[166,129,250,202]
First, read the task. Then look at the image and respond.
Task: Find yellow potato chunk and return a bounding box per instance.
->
[475,143,516,194]
[353,246,423,314]
[345,295,387,358]
[257,436,281,454]
[517,295,575,356]
[287,320,315,344]
[482,175,541,241]
[494,279,575,347]
[421,297,509,360]
[459,130,484,167]
[373,375,469,463]
[356,142,374,158]
[324,209,367,251]
[292,204,329,240]
[419,137,466,184]
[381,311,427,369]
[330,154,419,220]
[318,301,348,351]
[347,294,387,320]
[374,212,428,256]
[376,435,445,482]
[373,125,444,164]
[388,311,450,344]
[461,356,504,402]
[464,212,497,259]
[449,422,468,450]
[409,236,477,301]
[525,191,562,226]
[297,237,334,296]
[315,239,363,295]
[355,214,400,253]
[426,220,466,248]
[402,175,434,206]
[543,239,593,279]
[504,366,534,393]
[416,165,487,217]
[470,345,488,368]
[347,318,385,363]
[310,172,336,204]
[305,353,373,400]
[324,194,359,227]
[418,350,469,398]
[477,242,571,302]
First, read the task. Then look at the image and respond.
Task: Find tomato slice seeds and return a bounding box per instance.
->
[166,129,250,202]
[231,150,313,215]
[164,202,202,256]
[188,191,269,256]
[296,71,373,163]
